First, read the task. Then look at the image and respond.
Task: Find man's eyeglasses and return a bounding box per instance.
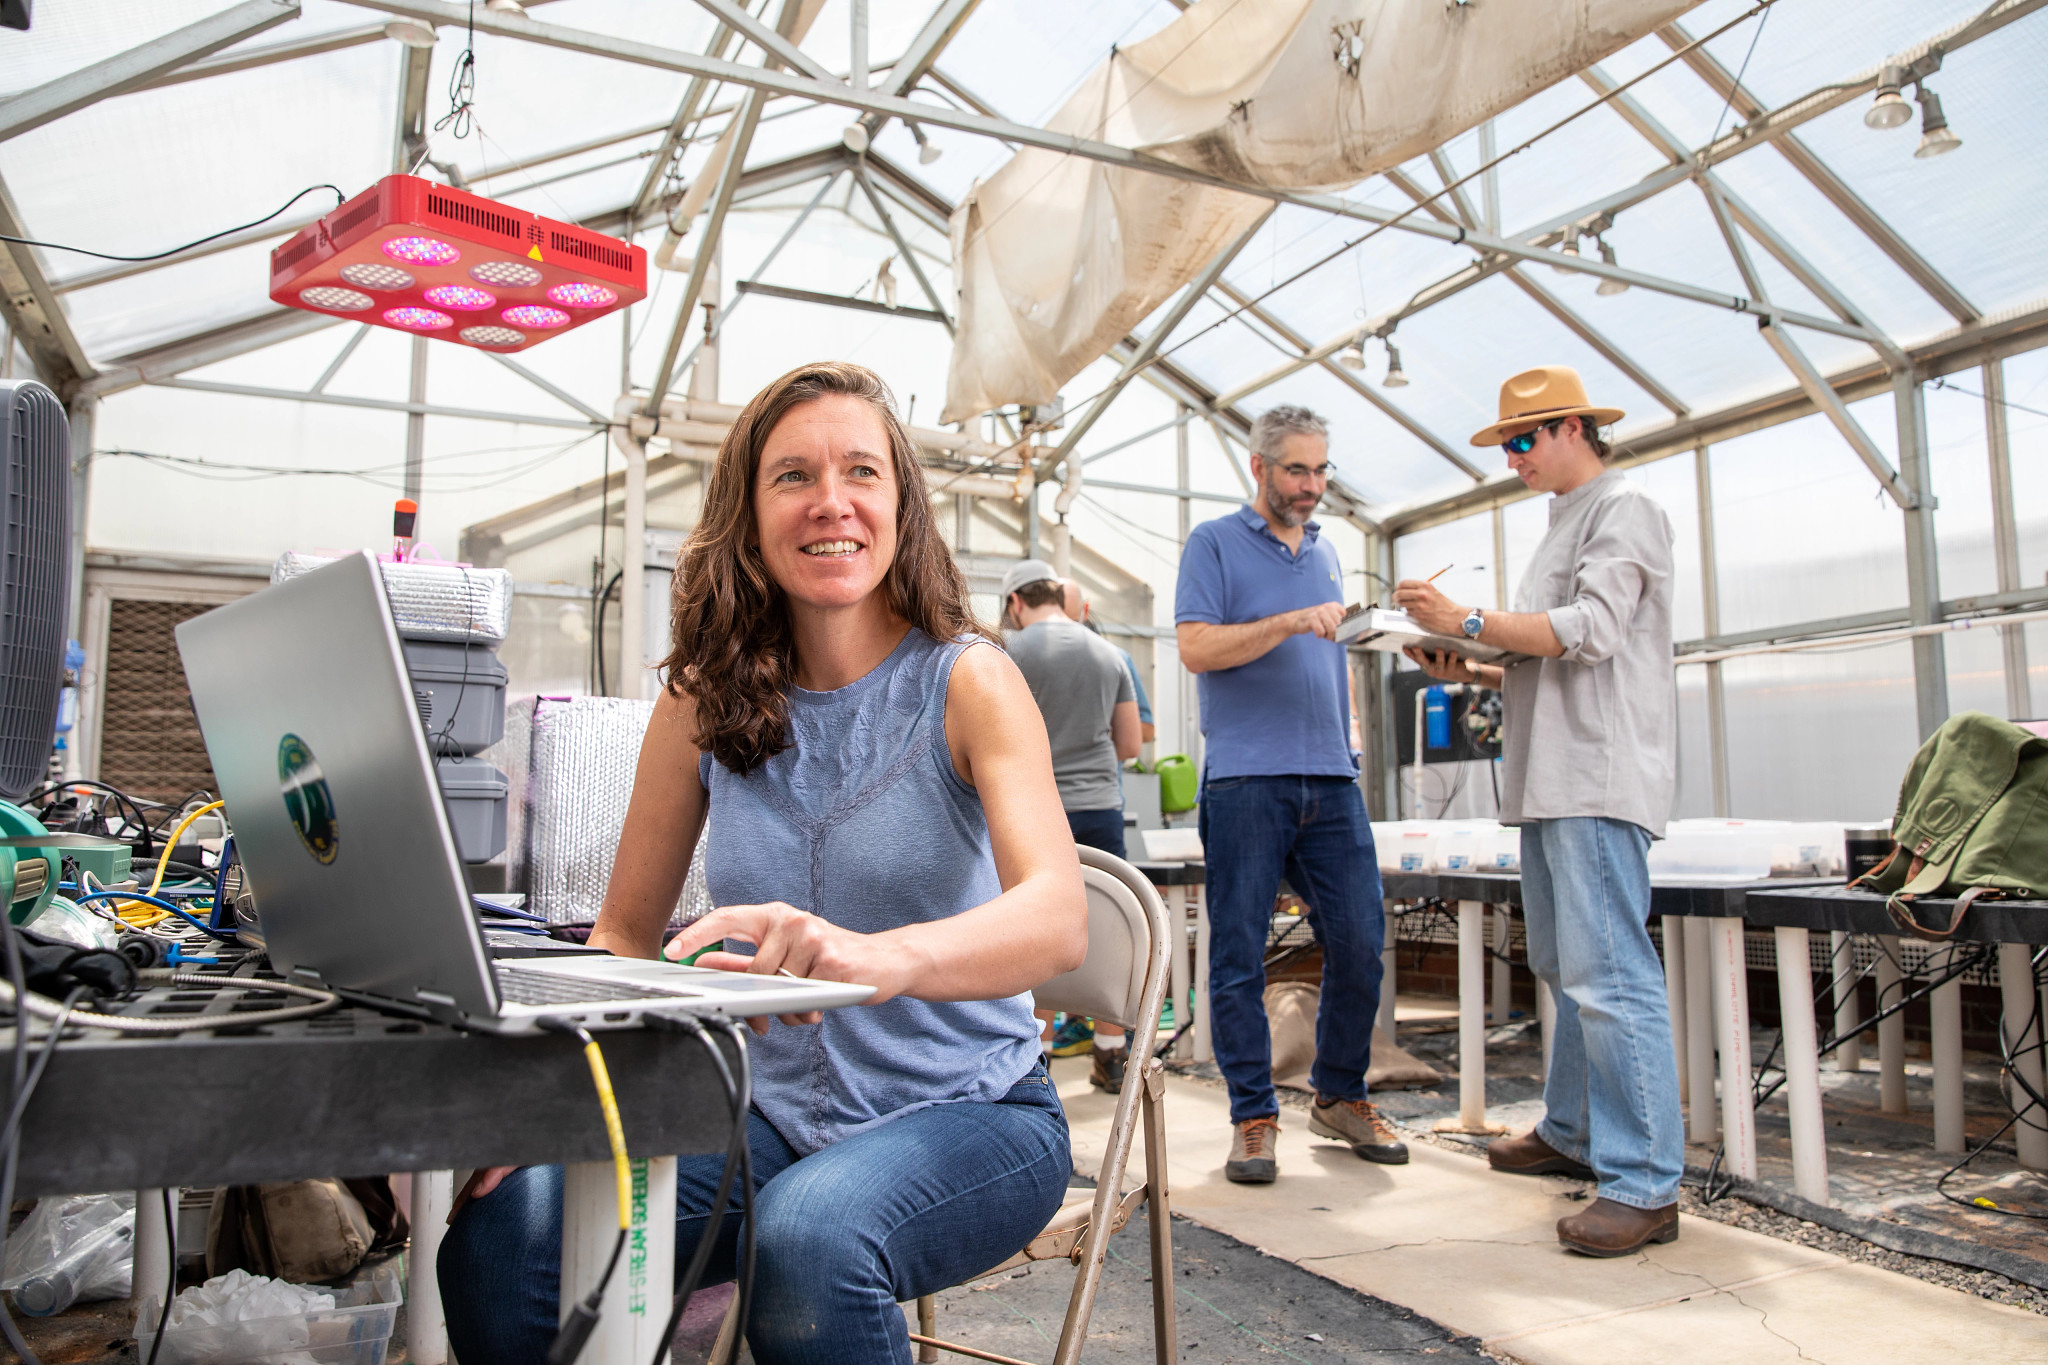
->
[1272,461,1333,481]
[1501,418,1568,455]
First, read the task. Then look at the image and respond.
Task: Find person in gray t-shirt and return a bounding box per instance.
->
[1005,559,1141,1093]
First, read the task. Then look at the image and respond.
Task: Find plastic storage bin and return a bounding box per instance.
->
[133,1261,402,1365]
[402,639,508,755]
[436,757,508,863]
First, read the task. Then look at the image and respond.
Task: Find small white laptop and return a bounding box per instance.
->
[175,551,872,1034]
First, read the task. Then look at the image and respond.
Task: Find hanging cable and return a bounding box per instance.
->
[540,1022,634,1365]
[0,186,344,263]
[436,0,480,140]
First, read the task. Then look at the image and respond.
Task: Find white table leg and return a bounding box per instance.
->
[1378,907,1398,1039]
[1167,887,1192,1061]
[1876,936,1908,1113]
[1192,886,1212,1064]
[1709,917,1756,1181]
[561,1157,678,1364]
[1489,906,1511,1026]
[1831,931,1861,1072]
[1773,927,1830,1205]
[1434,900,1503,1133]
[1931,943,1965,1155]
[1999,943,2048,1170]
[1683,918,1717,1144]
[134,1188,173,1316]
[1662,915,1687,1105]
[407,1171,452,1365]
[1537,978,1556,1082]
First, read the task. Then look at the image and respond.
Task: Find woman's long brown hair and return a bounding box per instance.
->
[660,360,990,774]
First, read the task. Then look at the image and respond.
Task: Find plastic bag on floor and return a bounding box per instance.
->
[135,1267,336,1363]
[0,1191,135,1316]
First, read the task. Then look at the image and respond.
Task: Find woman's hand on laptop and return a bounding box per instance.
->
[664,901,916,1035]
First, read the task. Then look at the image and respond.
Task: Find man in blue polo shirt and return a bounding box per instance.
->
[1176,404,1401,1184]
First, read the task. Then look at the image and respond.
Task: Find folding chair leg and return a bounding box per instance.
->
[917,1294,938,1363]
[1140,1063,1178,1365]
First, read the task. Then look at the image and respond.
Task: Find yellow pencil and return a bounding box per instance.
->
[1425,564,1453,584]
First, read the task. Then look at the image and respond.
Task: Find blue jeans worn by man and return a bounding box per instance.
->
[1200,777,1400,1154]
[1518,818,1683,1211]
[439,1063,1069,1365]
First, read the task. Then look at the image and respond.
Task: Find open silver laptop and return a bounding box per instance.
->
[174,551,872,1034]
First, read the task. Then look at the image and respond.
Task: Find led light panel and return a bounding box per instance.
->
[272,174,647,354]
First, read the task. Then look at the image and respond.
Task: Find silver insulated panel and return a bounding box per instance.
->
[497,695,708,926]
[272,552,513,643]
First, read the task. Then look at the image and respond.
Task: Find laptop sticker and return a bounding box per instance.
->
[278,733,340,864]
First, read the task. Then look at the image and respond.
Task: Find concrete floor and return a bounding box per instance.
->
[1056,1056,2048,1365]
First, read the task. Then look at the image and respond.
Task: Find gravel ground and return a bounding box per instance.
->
[1172,1062,2048,1320]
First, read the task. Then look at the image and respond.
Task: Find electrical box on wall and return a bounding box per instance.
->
[1392,668,1502,766]
[270,175,647,353]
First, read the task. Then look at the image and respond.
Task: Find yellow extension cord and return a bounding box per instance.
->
[105,800,228,929]
[580,1035,634,1232]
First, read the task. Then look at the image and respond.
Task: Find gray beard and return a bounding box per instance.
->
[1263,483,1311,529]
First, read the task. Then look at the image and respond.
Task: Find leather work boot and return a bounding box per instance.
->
[1557,1198,1679,1257]
[1088,1043,1128,1094]
[1487,1128,1596,1182]
[1308,1096,1410,1164]
[1225,1116,1281,1184]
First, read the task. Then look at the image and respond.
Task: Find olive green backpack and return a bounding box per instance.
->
[1855,711,2048,939]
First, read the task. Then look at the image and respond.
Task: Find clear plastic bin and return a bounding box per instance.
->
[132,1261,402,1365]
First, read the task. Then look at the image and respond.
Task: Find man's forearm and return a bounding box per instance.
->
[1178,616,1292,673]
[1478,608,1564,659]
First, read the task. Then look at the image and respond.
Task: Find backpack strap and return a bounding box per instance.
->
[1885,883,2001,941]
[1849,844,1902,890]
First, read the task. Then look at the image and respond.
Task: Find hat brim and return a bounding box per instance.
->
[1469,404,1624,448]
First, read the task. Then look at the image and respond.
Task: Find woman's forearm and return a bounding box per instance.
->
[881,869,1086,1002]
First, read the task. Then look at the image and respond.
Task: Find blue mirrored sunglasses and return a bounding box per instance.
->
[1501,417,1568,455]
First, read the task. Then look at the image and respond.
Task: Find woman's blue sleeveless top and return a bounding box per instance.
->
[698,628,1041,1155]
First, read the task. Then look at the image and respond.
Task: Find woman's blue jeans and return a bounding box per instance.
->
[1519,817,1684,1209]
[438,1063,1071,1365]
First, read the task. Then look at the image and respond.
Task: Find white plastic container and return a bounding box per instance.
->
[1647,828,1774,883]
[1382,825,1436,874]
[1434,826,1482,873]
[133,1262,402,1365]
[1479,825,1521,872]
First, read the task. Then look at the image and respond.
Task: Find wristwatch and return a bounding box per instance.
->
[1461,608,1485,639]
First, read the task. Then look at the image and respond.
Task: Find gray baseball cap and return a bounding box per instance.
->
[999,558,1060,598]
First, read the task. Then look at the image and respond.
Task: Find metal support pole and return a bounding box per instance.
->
[561,1157,677,1364]
[1192,887,1211,1063]
[1537,977,1555,1082]
[1895,372,1949,739]
[1931,943,1965,1155]
[1489,905,1511,1026]
[1378,914,1398,1039]
[1876,936,1908,1113]
[1684,917,1717,1143]
[1997,943,2047,1170]
[407,1171,453,1364]
[1983,361,2033,718]
[849,0,868,90]
[1169,887,1192,1061]
[1695,444,1731,814]
[65,392,95,649]
[1663,915,1688,1104]
[1773,926,1830,1205]
[1832,930,1861,1072]
[404,336,428,506]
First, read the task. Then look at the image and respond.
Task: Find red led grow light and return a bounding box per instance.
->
[271,175,647,353]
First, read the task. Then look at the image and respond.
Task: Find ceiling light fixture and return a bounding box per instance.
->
[1338,336,1367,370]
[483,0,526,12]
[841,123,871,155]
[383,19,438,48]
[1551,234,1580,275]
[1914,86,1961,158]
[1595,239,1629,296]
[1864,65,1913,130]
[1382,343,1409,388]
[910,124,943,165]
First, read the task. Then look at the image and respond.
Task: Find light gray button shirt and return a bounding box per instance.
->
[1498,469,1676,837]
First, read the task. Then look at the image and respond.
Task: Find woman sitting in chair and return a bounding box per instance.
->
[437,360,1086,1364]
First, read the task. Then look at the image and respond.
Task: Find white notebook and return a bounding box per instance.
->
[1335,608,1513,664]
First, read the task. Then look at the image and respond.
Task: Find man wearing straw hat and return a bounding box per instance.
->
[1395,365,1682,1257]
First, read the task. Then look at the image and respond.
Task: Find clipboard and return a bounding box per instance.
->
[1335,606,1515,664]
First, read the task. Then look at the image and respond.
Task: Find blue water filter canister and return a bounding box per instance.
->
[1424,686,1450,752]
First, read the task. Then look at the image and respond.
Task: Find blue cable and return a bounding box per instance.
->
[71,890,239,944]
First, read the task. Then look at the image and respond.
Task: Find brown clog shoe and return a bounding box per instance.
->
[1557,1198,1679,1257]
[1486,1128,1596,1181]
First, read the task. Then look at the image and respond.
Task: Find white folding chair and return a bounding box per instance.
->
[912,845,1177,1365]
